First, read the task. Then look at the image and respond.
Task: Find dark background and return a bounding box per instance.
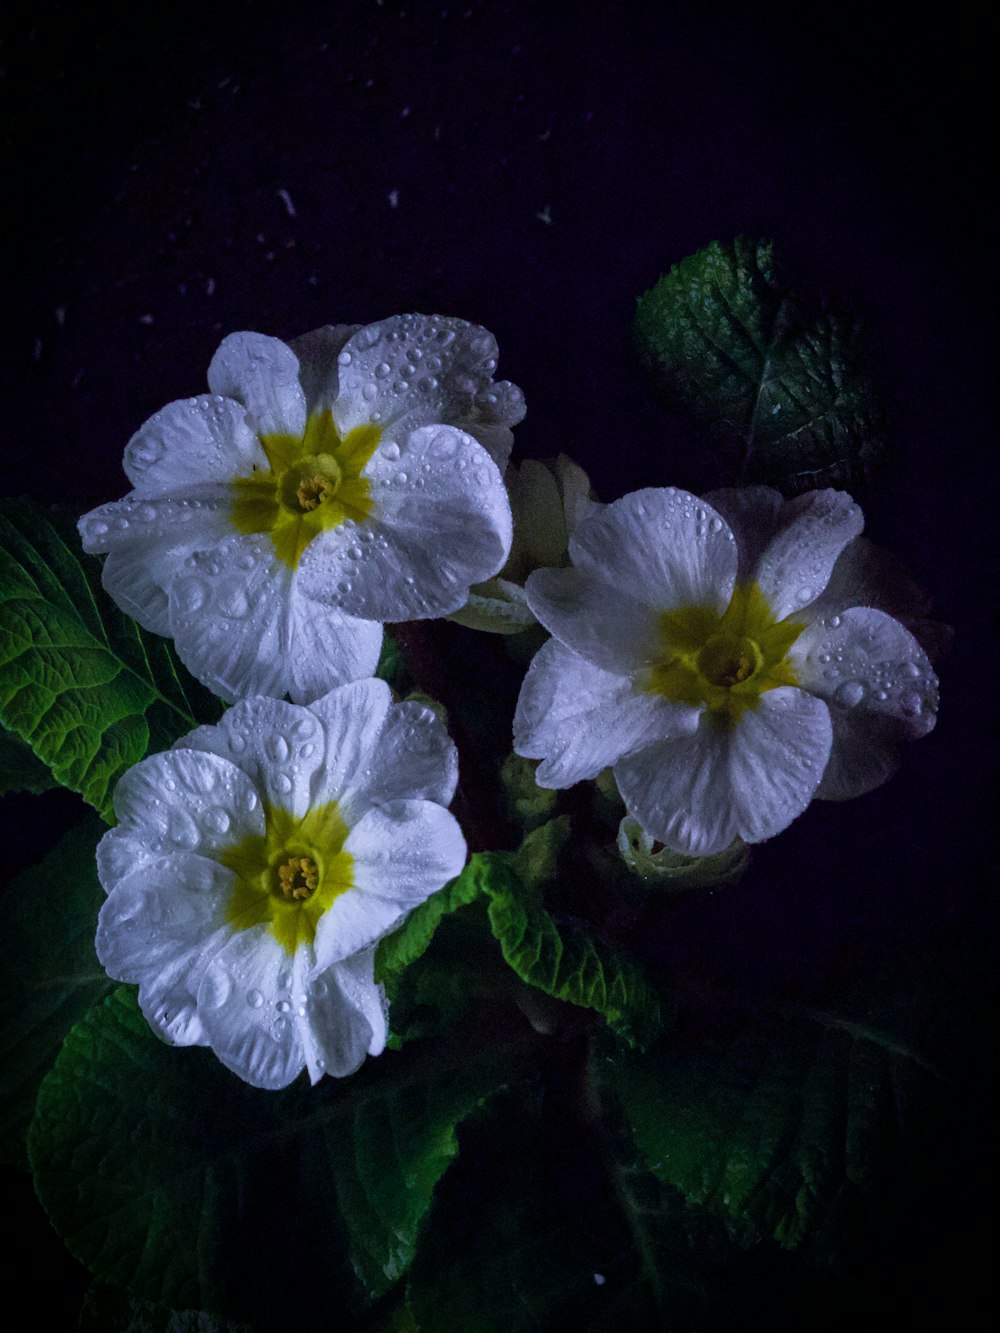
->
[2,1,996,1327]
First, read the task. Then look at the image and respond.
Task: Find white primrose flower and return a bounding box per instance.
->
[95,679,466,1089]
[79,315,522,702]
[514,485,939,857]
[451,454,602,634]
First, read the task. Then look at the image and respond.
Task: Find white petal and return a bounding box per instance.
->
[514,639,698,788]
[96,853,236,1046]
[306,678,393,812]
[179,695,325,818]
[346,800,467,904]
[100,548,173,636]
[815,712,901,801]
[207,332,307,438]
[122,396,266,495]
[568,489,738,614]
[312,890,410,969]
[113,749,265,853]
[751,489,864,620]
[615,688,832,854]
[79,489,233,556]
[334,314,519,444]
[614,725,741,857]
[700,485,785,582]
[727,688,832,844]
[96,826,153,890]
[358,699,459,809]
[525,567,663,673]
[297,425,512,622]
[302,954,379,1079]
[790,606,938,739]
[801,536,933,623]
[166,535,380,703]
[288,324,361,414]
[465,422,515,472]
[197,928,306,1090]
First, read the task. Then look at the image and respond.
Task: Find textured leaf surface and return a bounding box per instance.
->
[0,724,56,794]
[635,238,886,493]
[79,1283,253,1333]
[29,987,515,1327]
[611,1006,946,1270]
[0,500,201,819]
[0,813,112,1167]
[377,851,661,1050]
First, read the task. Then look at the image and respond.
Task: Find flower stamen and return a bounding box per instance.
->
[275,855,320,902]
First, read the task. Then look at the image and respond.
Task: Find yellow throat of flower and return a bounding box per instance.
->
[647,582,804,722]
[220,801,354,954]
[231,410,381,568]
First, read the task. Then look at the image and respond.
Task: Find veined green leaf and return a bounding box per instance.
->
[28,987,518,1326]
[79,1283,254,1333]
[609,1004,948,1271]
[0,500,202,820]
[635,238,886,493]
[377,850,661,1051]
[0,813,112,1167]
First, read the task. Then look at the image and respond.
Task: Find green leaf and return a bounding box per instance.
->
[609,1004,948,1272]
[635,238,886,493]
[29,987,518,1327]
[0,724,56,795]
[0,500,202,820]
[0,813,112,1168]
[377,853,661,1051]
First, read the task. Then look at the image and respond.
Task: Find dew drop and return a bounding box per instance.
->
[362,382,378,402]
[374,361,391,378]
[834,680,865,708]
[275,998,292,1014]
[269,734,291,763]
[381,441,401,461]
[828,614,842,628]
[202,970,232,1009]
[338,350,353,366]
[247,989,264,1009]
[275,772,293,794]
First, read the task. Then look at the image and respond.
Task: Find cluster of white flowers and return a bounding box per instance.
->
[85,314,940,1089]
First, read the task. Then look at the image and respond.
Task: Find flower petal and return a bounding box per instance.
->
[615,688,832,854]
[514,638,698,787]
[700,485,785,582]
[346,799,467,904]
[750,489,864,620]
[568,488,738,614]
[113,748,265,853]
[306,678,393,812]
[312,890,410,969]
[122,395,266,495]
[96,852,236,1046]
[207,331,307,438]
[197,928,306,1090]
[297,425,512,621]
[360,699,459,809]
[166,534,381,703]
[334,314,521,449]
[525,567,663,673]
[790,606,938,739]
[304,950,385,1078]
[100,547,173,636]
[288,324,361,414]
[179,695,325,818]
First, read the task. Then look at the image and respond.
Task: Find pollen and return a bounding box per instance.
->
[296,474,335,512]
[276,855,320,902]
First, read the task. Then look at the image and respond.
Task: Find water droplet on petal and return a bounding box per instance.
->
[202,969,232,1009]
[247,989,264,1009]
[381,441,401,461]
[834,680,865,708]
[269,735,291,763]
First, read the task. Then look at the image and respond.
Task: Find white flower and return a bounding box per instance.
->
[95,680,466,1089]
[514,485,939,856]
[79,316,522,702]
[451,454,602,634]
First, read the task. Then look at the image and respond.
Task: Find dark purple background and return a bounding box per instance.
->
[2,2,995,1326]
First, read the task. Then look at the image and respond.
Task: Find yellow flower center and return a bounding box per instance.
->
[231,410,381,569]
[647,582,804,722]
[220,801,354,954]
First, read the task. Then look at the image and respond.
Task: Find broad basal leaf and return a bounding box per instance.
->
[377,850,661,1051]
[0,500,203,819]
[28,987,519,1328]
[79,1283,254,1333]
[635,238,886,493]
[609,1004,948,1272]
[0,813,112,1167]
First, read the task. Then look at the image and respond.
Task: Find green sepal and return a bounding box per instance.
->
[635,237,887,494]
[0,813,113,1167]
[0,500,208,820]
[617,815,750,889]
[28,987,521,1328]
